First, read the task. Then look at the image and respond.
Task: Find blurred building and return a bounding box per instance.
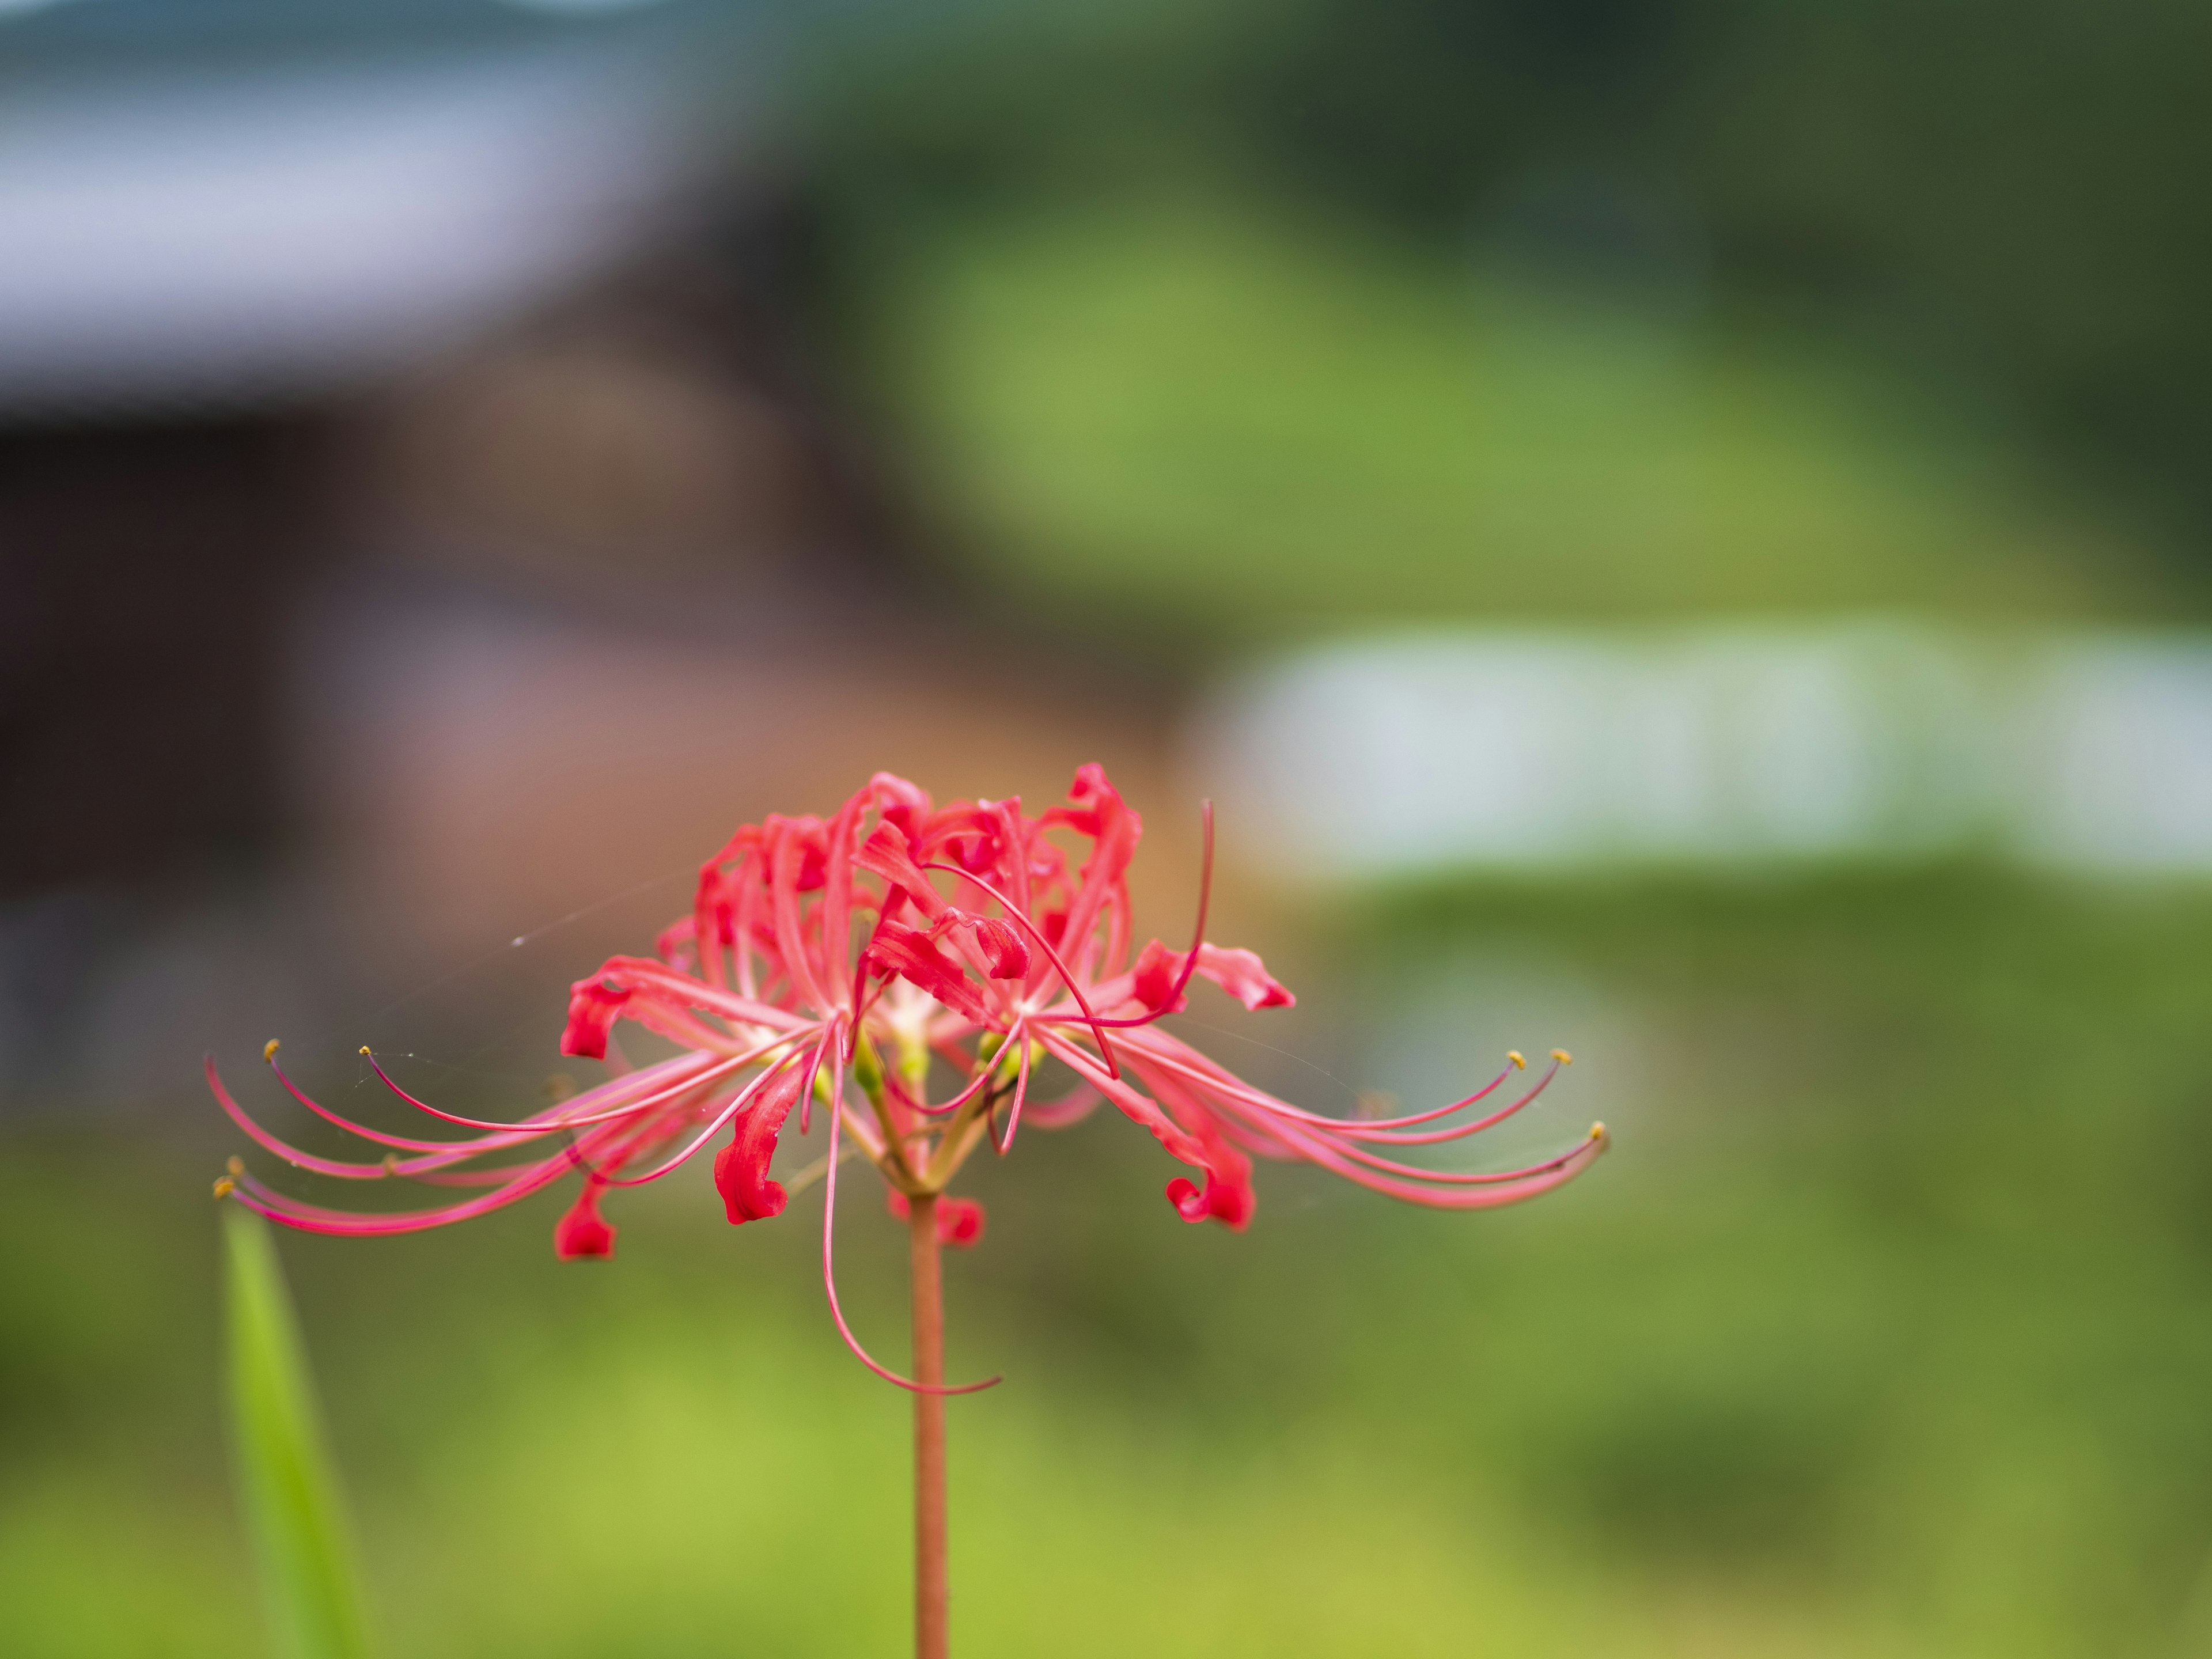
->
[2,0,861,888]
[0,0,1177,1104]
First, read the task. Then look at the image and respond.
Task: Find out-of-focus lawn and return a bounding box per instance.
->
[872,196,2173,638]
[7,871,2210,1657]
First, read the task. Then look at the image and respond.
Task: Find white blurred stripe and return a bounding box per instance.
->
[2017,642,2212,872]
[1190,626,2212,877]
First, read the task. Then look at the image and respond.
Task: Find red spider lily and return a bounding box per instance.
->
[210,764,1605,1393]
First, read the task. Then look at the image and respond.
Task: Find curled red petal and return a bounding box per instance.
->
[857,821,949,921]
[1126,940,1292,1015]
[554,1181,618,1259]
[862,923,993,1024]
[1165,1172,1255,1229]
[1131,938,1185,1012]
[1192,944,1294,1010]
[560,976,626,1059]
[713,1067,802,1224]
[1151,1084,1256,1230]
[970,915,1029,980]
[938,909,1029,980]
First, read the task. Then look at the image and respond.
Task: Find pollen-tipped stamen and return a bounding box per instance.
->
[256,1044,482,1154]
[1115,1035,1562,1143]
[819,1060,1001,1396]
[993,1025,1034,1156]
[358,1040,801,1134]
[570,1050,809,1189]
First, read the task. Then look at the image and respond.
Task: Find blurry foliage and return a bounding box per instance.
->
[797,0,2212,574]
[863,199,2152,639]
[7,876,2212,1654]
[224,1207,373,1659]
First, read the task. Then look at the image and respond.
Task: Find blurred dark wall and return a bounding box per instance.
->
[0,157,982,1111]
[0,171,926,907]
[0,415,335,898]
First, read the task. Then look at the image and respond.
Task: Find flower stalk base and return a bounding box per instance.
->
[910,1193,948,1659]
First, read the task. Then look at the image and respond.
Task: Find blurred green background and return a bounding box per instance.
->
[14,875,2212,1657]
[7,0,2212,1655]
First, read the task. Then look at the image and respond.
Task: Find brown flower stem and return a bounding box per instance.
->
[909,1192,948,1659]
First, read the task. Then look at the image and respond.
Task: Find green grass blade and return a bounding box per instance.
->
[222,1205,374,1659]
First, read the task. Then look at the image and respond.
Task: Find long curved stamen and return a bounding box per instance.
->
[1319,1058,1562,1144]
[995,1022,1032,1156]
[225,1153,581,1235]
[408,1165,551,1187]
[1198,1085,1578,1183]
[219,1046,752,1186]
[573,1048,810,1188]
[906,1060,998,1120]
[918,862,1121,1079]
[266,1048,503,1153]
[1027,1027,1213,1175]
[362,1039,801,1133]
[847,947,874,1055]
[208,1056,524,1178]
[1172,1060,1596,1186]
[1078,800,1215,1031]
[1316,1126,1604,1185]
[851,959,897,1028]
[1113,1031,1562,1141]
[821,1054,1001,1397]
[1253,1116,1609,1208]
[1327,1068,1560,1145]
[801,999,844,1138]
[1016,1082,1102,1130]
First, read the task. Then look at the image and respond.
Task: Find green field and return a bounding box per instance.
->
[9,870,2210,1657]
[870,197,2179,642]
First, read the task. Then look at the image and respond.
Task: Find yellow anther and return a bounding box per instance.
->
[544,1074,575,1103]
[227,1156,244,1176]
[212,1176,235,1199]
[381,1153,402,1176]
[1589,1121,1609,1143]
[1551,1048,1573,1065]
[1507,1050,1526,1070]
[262,1038,281,1063]
[359,1045,373,1057]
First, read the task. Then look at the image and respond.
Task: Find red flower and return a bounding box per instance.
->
[211,766,1604,1391]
